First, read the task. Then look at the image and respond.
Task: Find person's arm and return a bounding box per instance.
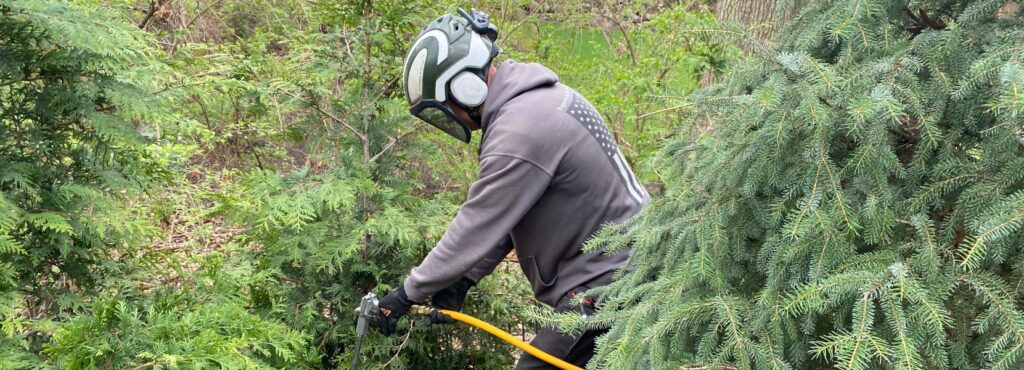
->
[464,234,513,283]
[403,154,551,302]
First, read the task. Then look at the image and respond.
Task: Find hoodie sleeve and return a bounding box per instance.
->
[464,234,513,283]
[403,154,552,302]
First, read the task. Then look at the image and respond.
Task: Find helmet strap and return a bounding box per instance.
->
[467,106,483,129]
[470,63,491,130]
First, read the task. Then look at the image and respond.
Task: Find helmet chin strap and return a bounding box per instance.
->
[468,104,487,156]
[467,106,483,130]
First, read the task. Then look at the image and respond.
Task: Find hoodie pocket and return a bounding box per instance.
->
[521,255,558,288]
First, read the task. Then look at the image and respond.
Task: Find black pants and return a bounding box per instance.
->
[515,288,607,370]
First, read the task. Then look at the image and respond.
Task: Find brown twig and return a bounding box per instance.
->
[183,0,225,30]
[369,126,420,164]
[295,91,367,141]
[137,0,158,29]
[243,137,266,172]
[378,325,414,369]
[497,0,547,46]
[597,3,638,66]
[130,361,164,370]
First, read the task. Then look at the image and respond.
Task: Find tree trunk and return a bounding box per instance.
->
[701,0,792,85]
[713,0,782,45]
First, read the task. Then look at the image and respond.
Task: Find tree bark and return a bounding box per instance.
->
[701,0,792,85]
[713,0,782,45]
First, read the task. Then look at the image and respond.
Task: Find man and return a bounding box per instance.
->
[376,9,648,369]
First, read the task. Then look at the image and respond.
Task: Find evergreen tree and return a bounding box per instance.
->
[584,1,1024,369]
[1,2,311,367]
[1,1,170,365]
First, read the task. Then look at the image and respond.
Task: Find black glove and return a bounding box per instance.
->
[376,285,415,336]
[427,277,476,324]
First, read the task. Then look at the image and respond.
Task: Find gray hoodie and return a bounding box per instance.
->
[403,61,648,306]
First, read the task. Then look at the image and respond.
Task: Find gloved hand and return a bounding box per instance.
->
[376,285,415,336]
[427,277,476,324]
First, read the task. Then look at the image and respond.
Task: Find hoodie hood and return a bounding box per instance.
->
[481,61,559,130]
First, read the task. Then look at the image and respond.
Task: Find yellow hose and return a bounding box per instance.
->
[410,305,584,370]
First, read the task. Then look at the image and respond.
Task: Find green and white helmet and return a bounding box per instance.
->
[403,8,500,142]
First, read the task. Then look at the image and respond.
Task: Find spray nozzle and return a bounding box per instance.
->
[350,292,380,370]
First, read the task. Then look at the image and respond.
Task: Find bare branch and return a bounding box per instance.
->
[285,90,367,141]
[378,324,414,369]
[130,361,165,370]
[183,0,225,29]
[369,126,420,164]
[138,0,157,29]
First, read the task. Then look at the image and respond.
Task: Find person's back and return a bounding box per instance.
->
[470,61,648,306]
[374,9,647,369]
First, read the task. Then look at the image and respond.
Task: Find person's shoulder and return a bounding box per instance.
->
[481,114,549,154]
[480,87,577,168]
[497,90,574,134]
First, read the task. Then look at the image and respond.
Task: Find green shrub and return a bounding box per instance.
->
[215,152,532,369]
[45,252,311,369]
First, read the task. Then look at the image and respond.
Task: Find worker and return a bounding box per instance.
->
[376,8,649,369]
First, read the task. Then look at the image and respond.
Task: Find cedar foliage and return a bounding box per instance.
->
[0,2,311,368]
[585,1,1024,369]
[199,1,534,367]
[0,1,170,366]
[0,0,163,289]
